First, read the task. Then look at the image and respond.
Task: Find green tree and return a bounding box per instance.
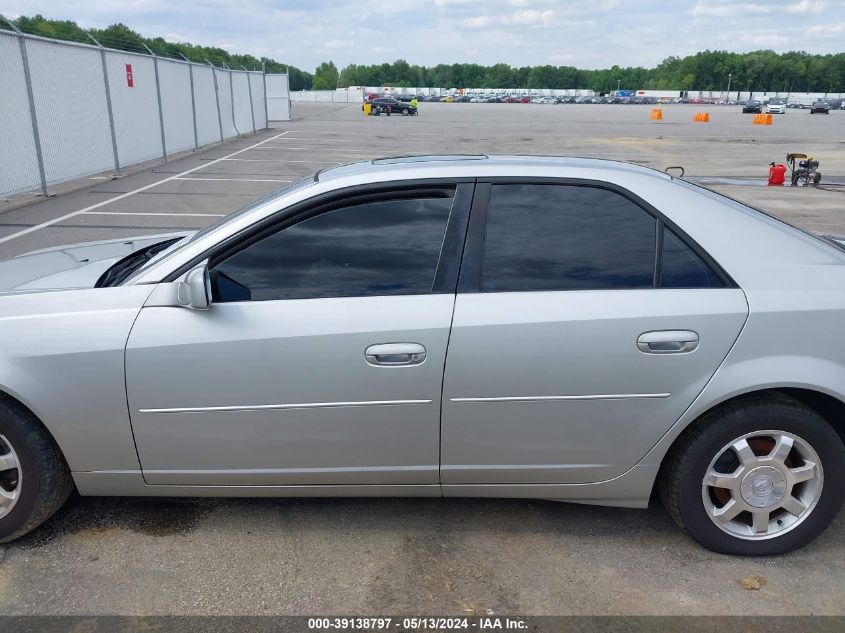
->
[313,61,339,90]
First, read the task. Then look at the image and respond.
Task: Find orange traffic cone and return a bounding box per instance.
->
[650,108,663,120]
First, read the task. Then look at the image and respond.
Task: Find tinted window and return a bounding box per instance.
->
[481,184,656,292]
[660,228,724,288]
[212,195,452,302]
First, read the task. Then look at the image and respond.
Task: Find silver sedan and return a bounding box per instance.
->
[0,155,843,555]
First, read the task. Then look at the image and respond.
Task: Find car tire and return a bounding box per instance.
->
[0,396,73,543]
[402,108,409,116]
[659,396,844,555]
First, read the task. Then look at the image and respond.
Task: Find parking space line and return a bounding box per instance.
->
[220,158,340,164]
[285,130,448,137]
[0,131,290,245]
[246,147,372,153]
[85,211,226,217]
[173,177,293,183]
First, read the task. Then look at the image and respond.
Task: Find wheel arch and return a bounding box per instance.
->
[0,386,70,469]
[652,386,845,498]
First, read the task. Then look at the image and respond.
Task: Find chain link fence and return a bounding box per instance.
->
[0,20,271,200]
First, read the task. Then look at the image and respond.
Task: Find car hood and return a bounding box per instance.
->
[0,231,192,294]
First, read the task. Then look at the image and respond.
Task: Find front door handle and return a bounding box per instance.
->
[365,343,426,366]
[637,330,699,354]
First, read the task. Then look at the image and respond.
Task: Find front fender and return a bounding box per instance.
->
[0,286,154,471]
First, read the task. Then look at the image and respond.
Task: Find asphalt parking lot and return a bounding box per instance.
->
[0,102,844,616]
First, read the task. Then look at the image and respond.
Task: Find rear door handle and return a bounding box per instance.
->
[637,330,699,354]
[365,343,426,366]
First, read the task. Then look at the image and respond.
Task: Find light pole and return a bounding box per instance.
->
[617,79,621,94]
[725,73,732,103]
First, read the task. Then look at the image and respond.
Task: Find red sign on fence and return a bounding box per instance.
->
[125,64,134,88]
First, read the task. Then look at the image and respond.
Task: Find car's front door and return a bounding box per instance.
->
[440,182,748,485]
[125,182,472,486]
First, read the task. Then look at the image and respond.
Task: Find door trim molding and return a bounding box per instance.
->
[450,393,670,403]
[139,399,433,414]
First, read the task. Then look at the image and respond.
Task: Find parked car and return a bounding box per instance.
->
[742,100,763,113]
[1,155,844,555]
[810,100,830,114]
[365,98,417,115]
[767,100,786,114]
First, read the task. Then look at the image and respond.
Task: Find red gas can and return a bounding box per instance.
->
[768,163,786,185]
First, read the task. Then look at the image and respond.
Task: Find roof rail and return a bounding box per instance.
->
[371,154,489,165]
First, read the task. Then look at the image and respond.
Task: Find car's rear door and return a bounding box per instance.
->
[125,182,473,486]
[440,181,748,485]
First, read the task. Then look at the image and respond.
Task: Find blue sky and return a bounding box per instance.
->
[5,0,844,71]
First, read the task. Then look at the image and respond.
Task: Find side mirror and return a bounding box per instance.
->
[177,264,211,310]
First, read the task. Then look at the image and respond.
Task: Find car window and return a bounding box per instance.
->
[480,184,656,292]
[660,227,725,288]
[211,193,454,302]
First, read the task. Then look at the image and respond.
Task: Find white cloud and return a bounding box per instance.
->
[741,33,793,47]
[786,0,828,13]
[807,22,845,37]
[502,9,554,25]
[459,8,555,29]
[690,1,773,17]
[321,39,353,51]
[460,15,493,28]
[691,0,828,17]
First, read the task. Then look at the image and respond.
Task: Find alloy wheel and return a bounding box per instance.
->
[0,434,21,520]
[702,430,823,540]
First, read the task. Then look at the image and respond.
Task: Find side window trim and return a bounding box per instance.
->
[456,182,490,293]
[432,182,475,293]
[460,177,736,293]
[207,182,474,302]
[653,218,665,287]
[163,178,474,283]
